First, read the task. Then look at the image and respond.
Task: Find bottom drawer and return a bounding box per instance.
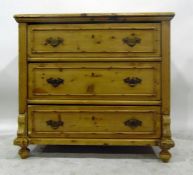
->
[28,105,161,139]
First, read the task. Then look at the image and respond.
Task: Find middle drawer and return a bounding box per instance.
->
[28,62,160,101]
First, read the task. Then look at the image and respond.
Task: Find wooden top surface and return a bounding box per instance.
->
[14,12,175,23]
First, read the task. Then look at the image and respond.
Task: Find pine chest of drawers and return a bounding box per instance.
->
[14,13,175,162]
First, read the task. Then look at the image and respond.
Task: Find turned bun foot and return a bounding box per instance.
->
[19,147,30,159]
[159,149,171,163]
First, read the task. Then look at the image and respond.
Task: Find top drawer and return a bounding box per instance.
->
[28,23,161,59]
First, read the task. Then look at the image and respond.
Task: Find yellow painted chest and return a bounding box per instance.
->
[14,13,175,162]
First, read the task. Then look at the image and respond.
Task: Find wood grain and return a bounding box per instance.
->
[14,12,175,23]
[18,23,27,114]
[29,138,160,146]
[28,62,161,101]
[28,23,160,58]
[161,21,170,114]
[28,105,161,139]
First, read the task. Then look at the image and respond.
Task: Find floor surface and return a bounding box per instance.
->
[0,133,193,175]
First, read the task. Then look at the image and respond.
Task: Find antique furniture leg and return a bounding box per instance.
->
[17,139,30,159]
[14,114,30,159]
[159,115,175,162]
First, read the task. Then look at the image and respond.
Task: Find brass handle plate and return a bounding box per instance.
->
[46,120,64,129]
[47,77,64,87]
[44,37,64,47]
[123,77,142,87]
[122,34,141,47]
[124,119,142,129]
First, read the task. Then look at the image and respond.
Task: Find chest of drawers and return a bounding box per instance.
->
[14,13,175,162]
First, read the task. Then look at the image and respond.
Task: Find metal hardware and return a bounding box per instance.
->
[123,77,142,87]
[44,37,64,47]
[124,119,142,129]
[46,120,64,129]
[122,34,141,47]
[47,78,64,87]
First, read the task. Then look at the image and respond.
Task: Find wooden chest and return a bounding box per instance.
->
[14,13,175,162]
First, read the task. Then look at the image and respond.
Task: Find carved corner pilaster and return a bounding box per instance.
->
[14,113,28,146]
[160,114,175,147]
[16,113,27,137]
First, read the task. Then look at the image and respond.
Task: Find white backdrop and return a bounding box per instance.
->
[0,0,193,137]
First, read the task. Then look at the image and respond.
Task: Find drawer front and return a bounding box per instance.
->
[28,23,160,58]
[28,62,160,101]
[28,105,161,138]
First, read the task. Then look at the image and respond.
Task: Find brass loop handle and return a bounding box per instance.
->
[46,120,64,129]
[47,77,64,88]
[124,119,142,129]
[122,33,141,47]
[44,37,64,47]
[123,77,142,87]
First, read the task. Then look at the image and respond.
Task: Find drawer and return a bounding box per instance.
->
[28,105,161,138]
[28,23,161,59]
[28,62,160,101]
